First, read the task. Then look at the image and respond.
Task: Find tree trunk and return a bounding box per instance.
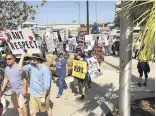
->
[119,2,133,116]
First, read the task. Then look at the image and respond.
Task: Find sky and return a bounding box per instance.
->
[26,1,116,25]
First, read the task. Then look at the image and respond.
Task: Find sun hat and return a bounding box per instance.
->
[28,54,46,61]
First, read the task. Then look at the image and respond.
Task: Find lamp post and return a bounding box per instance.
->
[75,2,80,25]
[86,0,89,35]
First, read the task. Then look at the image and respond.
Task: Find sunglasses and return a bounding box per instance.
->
[6,58,14,61]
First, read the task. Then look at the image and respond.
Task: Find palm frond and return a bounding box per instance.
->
[119,1,155,60]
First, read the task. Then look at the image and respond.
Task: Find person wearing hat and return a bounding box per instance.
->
[51,51,68,98]
[1,53,28,116]
[19,54,52,116]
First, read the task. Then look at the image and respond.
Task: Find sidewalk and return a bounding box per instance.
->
[2,56,155,116]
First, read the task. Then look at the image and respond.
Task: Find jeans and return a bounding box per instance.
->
[104,45,110,55]
[85,73,91,86]
[58,76,67,96]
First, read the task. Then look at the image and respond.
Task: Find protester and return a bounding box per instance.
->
[74,55,87,100]
[137,51,150,87]
[19,54,52,116]
[63,41,66,53]
[114,37,120,57]
[1,54,28,116]
[108,36,113,55]
[84,49,92,88]
[76,41,83,54]
[41,36,48,53]
[112,36,117,55]
[133,40,141,59]
[71,36,77,53]
[94,36,99,47]
[65,40,70,57]
[104,36,110,56]
[50,52,68,98]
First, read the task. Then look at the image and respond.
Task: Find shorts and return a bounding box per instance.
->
[29,95,51,114]
[11,92,27,108]
[137,62,150,78]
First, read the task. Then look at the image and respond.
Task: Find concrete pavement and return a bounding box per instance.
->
[2,56,155,116]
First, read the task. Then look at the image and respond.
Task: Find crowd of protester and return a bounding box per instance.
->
[0,33,152,116]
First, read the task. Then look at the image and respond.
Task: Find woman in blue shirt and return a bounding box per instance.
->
[52,52,68,98]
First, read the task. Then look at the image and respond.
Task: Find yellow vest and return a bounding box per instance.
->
[139,52,148,62]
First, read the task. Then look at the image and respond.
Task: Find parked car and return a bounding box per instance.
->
[91,25,100,34]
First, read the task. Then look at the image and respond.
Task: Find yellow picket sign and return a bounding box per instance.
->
[72,60,87,79]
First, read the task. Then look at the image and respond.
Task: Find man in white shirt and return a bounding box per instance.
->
[104,36,110,56]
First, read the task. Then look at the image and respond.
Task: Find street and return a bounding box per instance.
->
[2,56,155,116]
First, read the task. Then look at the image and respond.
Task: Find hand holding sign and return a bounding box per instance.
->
[2,28,41,55]
[72,60,87,79]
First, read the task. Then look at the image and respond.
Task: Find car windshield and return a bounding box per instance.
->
[92,26,99,30]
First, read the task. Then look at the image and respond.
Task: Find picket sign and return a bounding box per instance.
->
[53,32,58,40]
[72,60,87,79]
[2,28,41,55]
[87,57,102,79]
[45,32,55,53]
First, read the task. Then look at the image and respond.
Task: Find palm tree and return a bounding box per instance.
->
[117,1,155,116]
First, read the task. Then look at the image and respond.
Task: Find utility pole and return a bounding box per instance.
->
[119,1,133,116]
[86,0,89,35]
[75,2,80,25]
[95,0,97,24]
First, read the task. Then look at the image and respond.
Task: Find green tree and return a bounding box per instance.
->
[0,0,46,29]
[118,0,154,59]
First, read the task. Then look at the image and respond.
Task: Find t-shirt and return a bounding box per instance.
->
[56,59,67,76]
[4,63,23,94]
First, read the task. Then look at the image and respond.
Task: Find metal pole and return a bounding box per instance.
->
[75,2,80,25]
[119,1,133,116]
[86,0,89,35]
[95,0,97,24]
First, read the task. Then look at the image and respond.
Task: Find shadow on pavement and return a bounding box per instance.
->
[68,60,155,116]
[70,79,119,116]
[104,60,155,115]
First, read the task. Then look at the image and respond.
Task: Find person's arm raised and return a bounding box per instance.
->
[18,53,26,71]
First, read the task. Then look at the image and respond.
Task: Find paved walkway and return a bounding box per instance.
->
[2,56,155,116]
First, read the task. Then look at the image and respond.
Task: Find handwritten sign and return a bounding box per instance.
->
[2,28,40,55]
[45,32,55,53]
[72,60,87,79]
[87,57,102,79]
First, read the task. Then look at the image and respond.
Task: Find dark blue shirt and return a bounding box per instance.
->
[56,59,67,76]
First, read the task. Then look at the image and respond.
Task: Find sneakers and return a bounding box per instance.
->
[137,83,142,87]
[137,83,147,87]
[143,83,147,87]
[56,96,60,98]
[63,86,68,90]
